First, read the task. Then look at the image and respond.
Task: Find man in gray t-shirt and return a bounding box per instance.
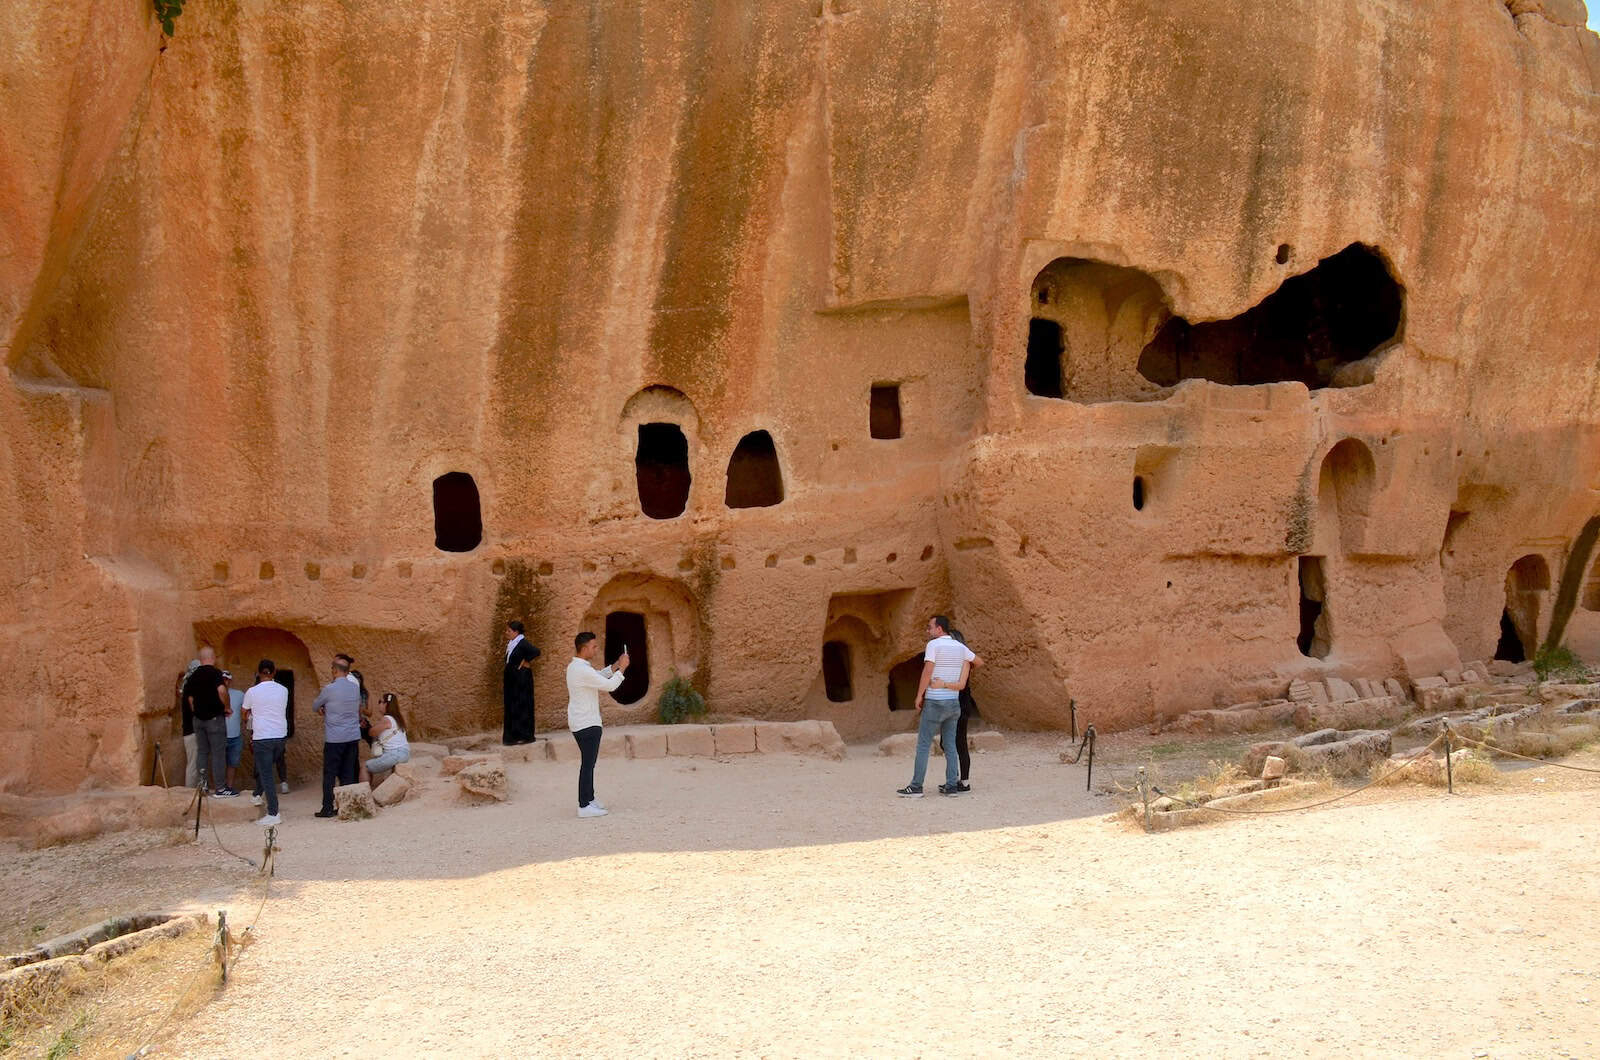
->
[313,656,363,818]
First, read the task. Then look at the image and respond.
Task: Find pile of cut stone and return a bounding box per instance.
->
[1163,658,1600,784]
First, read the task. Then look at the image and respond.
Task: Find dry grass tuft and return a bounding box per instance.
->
[1,930,213,1059]
[1472,716,1600,761]
[1173,760,1247,805]
[1449,751,1501,785]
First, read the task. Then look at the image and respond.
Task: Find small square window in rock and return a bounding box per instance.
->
[870,384,902,439]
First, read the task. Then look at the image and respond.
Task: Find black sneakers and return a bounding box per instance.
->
[938,782,967,796]
[896,784,924,798]
[314,809,337,819]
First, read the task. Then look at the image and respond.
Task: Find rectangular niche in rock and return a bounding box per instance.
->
[869,384,902,439]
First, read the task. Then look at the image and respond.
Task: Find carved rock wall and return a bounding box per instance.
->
[2,0,1598,793]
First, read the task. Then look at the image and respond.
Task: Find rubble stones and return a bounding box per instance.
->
[456,761,508,803]
[1292,696,1405,732]
[372,774,411,806]
[334,782,376,820]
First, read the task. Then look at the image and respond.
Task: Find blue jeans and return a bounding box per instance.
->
[911,699,961,788]
[251,739,285,815]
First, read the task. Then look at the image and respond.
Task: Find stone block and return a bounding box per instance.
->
[969,730,1004,752]
[597,731,628,759]
[441,753,492,776]
[372,774,411,806]
[334,782,376,820]
[1293,696,1405,732]
[407,742,450,758]
[1488,660,1520,677]
[1324,677,1358,703]
[1418,684,1466,713]
[666,726,717,757]
[1383,678,1408,701]
[626,730,668,759]
[1293,730,1392,776]
[713,724,757,754]
[1443,669,1463,685]
[457,761,508,803]
[1261,755,1287,781]
[877,733,917,756]
[1353,678,1376,699]
[500,742,547,763]
[755,720,842,757]
[1287,680,1315,703]
[547,738,581,763]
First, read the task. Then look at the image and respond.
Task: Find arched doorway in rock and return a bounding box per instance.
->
[432,471,483,552]
[581,573,700,718]
[1495,554,1551,662]
[603,611,650,705]
[1316,439,1376,555]
[220,627,317,785]
[725,430,784,508]
[622,386,699,520]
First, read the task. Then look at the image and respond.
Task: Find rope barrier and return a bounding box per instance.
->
[124,830,278,1058]
[1457,732,1600,774]
[1149,733,1447,818]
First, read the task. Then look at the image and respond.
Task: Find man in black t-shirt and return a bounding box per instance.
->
[182,646,237,796]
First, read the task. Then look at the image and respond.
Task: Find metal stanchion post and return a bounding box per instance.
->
[1443,724,1454,795]
[194,769,206,839]
[1085,725,1096,793]
[1069,699,1077,743]
[1138,766,1150,832]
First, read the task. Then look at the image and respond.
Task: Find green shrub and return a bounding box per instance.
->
[657,672,706,725]
[1532,643,1585,682]
[154,0,186,37]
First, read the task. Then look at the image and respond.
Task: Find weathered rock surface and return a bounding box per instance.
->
[1,0,1598,800]
[334,782,376,821]
[456,761,508,803]
[372,774,412,807]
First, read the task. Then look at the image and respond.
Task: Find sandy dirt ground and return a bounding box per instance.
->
[4,736,1599,1058]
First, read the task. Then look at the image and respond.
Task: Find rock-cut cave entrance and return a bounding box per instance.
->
[886,654,924,711]
[603,611,650,706]
[1495,554,1550,663]
[432,472,483,552]
[822,640,854,703]
[636,423,691,519]
[1137,243,1402,390]
[1297,556,1330,659]
[725,430,784,508]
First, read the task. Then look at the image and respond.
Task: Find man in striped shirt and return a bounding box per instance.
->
[898,615,975,798]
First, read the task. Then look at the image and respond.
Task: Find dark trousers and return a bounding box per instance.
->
[573,726,603,807]
[956,691,977,782]
[320,740,360,812]
[253,740,288,792]
[252,739,285,815]
[194,716,228,792]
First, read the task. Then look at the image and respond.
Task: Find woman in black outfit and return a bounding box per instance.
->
[945,630,984,793]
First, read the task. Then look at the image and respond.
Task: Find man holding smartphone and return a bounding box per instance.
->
[565,631,629,818]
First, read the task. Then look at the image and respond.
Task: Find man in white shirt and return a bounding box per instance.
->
[565,632,629,818]
[898,615,975,798]
[242,658,291,826]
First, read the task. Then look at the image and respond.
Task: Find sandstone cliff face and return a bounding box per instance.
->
[3,0,1598,795]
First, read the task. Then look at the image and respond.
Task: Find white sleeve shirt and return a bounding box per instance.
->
[566,657,626,731]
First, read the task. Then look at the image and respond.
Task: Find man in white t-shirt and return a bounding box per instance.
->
[898,615,975,798]
[565,632,629,818]
[242,658,291,826]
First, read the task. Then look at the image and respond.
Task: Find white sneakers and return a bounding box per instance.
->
[578,803,609,818]
[279,781,289,794]
[250,794,263,806]
[592,800,607,811]
[259,813,282,827]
